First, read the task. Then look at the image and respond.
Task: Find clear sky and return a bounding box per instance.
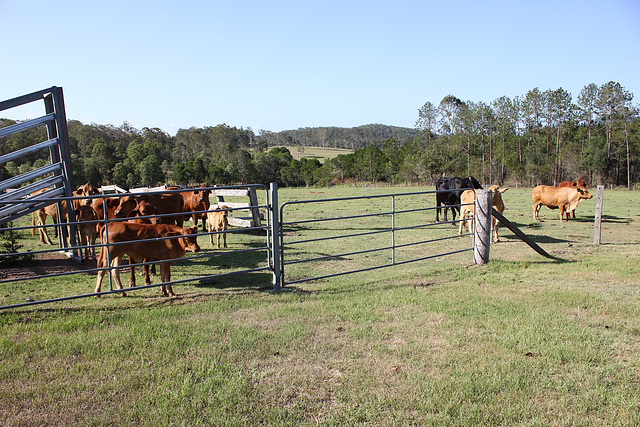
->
[1,0,639,136]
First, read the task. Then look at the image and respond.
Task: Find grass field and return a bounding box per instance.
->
[1,185,639,425]
[272,145,354,162]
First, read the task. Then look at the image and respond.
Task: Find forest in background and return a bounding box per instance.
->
[1,81,638,189]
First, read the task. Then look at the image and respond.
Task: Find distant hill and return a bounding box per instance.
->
[257,124,418,151]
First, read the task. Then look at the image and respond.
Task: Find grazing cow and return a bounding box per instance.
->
[458,185,508,243]
[435,176,483,223]
[207,205,232,248]
[31,183,99,245]
[558,179,589,218]
[95,223,200,297]
[75,204,100,260]
[114,192,184,226]
[182,185,211,232]
[532,185,593,222]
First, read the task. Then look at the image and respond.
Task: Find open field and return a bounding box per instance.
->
[1,185,639,425]
[272,145,354,162]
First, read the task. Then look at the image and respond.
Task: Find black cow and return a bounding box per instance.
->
[435,176,483,223]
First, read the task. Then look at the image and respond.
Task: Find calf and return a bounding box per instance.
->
[207,205,232,248]
[458,185,508,243]
[95,223,200,297]
[532,185,593,222]
[75,204,100,260]
[126,200,161,286]
[435,176,483,223]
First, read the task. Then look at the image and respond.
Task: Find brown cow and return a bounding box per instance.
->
[558,178,587,189]
[458,185,508,242]
[91,196,121,221]
[126,200,161,287]
[183,185,211,232]
[75,204,100,260]
[114,192,184,226]
[558,179,588,218]
[532,185,593,222]
[95,223,200,297]
[32,183,100,245]
[207,205,232,248]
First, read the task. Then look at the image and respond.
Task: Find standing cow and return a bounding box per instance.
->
[532,185,593,222]
[435,176,483,223]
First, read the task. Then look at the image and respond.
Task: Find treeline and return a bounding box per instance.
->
[1,81,638,189]
[258,124,418,151]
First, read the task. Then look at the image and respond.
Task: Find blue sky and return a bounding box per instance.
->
[1,0,639,135]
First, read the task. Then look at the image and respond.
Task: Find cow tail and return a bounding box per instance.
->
[31,212,35,236]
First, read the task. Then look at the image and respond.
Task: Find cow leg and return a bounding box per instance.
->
[143,261,151,286]
[112,257,127,296]
[129,256,137,287]
[160,263,174,297]
[559,206,566,222]
[223,227,227,248]
[201,214,208,233]
[36,211,54,245]
[217,229,222,249]
[435,202,441,223]
[209,224,215,246]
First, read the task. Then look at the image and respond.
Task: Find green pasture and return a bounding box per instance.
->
[1,185,639,425]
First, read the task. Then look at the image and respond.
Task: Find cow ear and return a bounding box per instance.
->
[499,188,508,193]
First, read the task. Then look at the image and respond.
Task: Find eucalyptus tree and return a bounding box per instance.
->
[438,95,464,136]
[415,101,438,143]
[546,87,573,184]
[491,96,518,183]
[577,83,599,140]
[597,82,634,185]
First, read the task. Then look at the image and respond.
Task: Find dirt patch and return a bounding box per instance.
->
[0,252,97,281]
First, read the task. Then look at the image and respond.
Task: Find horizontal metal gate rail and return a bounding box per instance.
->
[277,187,474,287]
[0,184,271,310]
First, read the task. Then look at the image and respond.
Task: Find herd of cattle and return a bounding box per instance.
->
[25,178,593,297]
[29,184,232,297]
[436,176,593,243]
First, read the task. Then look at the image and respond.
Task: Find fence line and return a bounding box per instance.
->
[1,183,483,310]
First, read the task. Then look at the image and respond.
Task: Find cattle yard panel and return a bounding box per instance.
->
[0,87,79,256]
[276,187,475,287]
[0,184,271,310]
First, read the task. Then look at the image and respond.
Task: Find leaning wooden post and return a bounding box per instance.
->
[473,189,493,264]
[593,185,604,245]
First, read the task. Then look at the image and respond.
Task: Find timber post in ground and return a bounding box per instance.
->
[473,189,493,265]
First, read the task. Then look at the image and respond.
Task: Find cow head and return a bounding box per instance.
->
[75,204,99,222]
[217,205,232,217]
[181,226,201,252]
[467,176,483,190]
[576,187,593,200]
[194,185,211,205]
[114,196,138,218]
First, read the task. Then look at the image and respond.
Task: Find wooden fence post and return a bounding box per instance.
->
[593,185,604,245]
[473,190,492,264]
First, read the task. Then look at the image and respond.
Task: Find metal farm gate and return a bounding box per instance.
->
[274,185,477,288]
